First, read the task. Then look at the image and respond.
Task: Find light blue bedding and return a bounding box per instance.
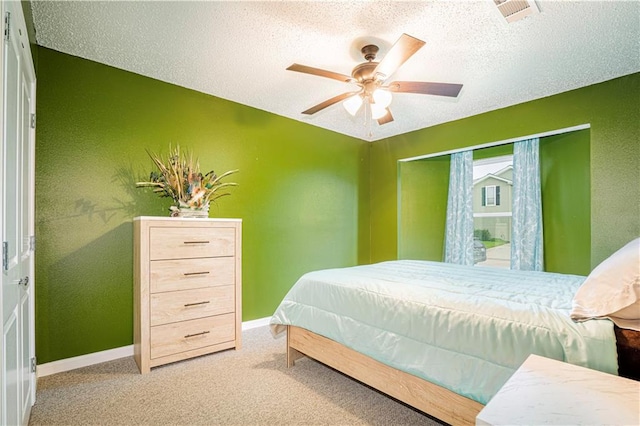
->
[270,260,617,404]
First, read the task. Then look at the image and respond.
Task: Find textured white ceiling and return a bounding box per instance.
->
[31,0,640,142]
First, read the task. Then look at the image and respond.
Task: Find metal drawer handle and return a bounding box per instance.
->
[184,301,210,307]
[183,241,210,244]
[183,271,210,276]
[184,331,210,339]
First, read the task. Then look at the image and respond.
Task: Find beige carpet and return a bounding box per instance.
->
[29,326,442,425]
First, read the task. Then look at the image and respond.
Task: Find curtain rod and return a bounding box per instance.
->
[398,124,590,163]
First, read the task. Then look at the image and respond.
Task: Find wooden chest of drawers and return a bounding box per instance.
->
[133,217,242,373]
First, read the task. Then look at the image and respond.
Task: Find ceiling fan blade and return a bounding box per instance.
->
[302,92,360,115]
[377,109,394,125]
[373,34,426,81]
[287,63,353,83]
[388,81,463,97]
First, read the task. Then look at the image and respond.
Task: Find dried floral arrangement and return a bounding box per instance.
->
[136,145,237,215]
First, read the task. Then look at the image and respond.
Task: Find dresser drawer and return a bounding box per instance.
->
[150,286,234,326]
[150,313,235,360]
[149,226,236,260]
[150,257,235,293]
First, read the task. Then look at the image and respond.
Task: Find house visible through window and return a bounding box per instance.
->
[473,155,513,268]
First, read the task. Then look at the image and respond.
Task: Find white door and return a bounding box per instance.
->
[1,1,36,424]
[17,54,35,426]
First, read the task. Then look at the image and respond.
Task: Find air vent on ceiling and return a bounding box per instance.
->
[494,0,539,23]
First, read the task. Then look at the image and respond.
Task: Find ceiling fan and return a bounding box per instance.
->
[286,33,463,125]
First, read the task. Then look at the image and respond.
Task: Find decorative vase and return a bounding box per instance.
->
[169,202,209,218]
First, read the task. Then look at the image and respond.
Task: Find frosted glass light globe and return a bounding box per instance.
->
[372,89,392,108]
[343,95,363,115]
[370,103,387,120]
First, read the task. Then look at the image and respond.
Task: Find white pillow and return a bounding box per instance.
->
[571,238,640,331]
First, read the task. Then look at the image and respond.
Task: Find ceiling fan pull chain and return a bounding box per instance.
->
[364,96,373,139]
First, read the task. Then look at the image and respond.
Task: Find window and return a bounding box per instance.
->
[482,185,501,206]
[473,155,513,268]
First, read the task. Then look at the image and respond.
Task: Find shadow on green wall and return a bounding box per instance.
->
[72,163,170,223]
[37,223,134,362]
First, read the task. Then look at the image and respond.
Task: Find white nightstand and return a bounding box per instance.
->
[476,354,640,425]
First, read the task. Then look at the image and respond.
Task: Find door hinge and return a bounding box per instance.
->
[30,113,36,129]
[4,12,10,42]
[29,235,36,252]
[2,241,7,270]
[31,357,37,373]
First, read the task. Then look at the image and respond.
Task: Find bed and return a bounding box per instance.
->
[270,238,640,425]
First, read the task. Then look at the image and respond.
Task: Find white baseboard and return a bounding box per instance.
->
[36,345,134,378]
[241,316,271,330]
[36,317,272,378]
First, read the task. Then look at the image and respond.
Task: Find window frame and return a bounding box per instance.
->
[484,185,497,206]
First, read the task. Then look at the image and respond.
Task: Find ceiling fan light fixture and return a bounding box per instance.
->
[372,88,392,108]
[287,33,463,128]
[343,94,363,116]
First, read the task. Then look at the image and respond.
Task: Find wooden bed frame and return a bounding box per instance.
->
[286,325,484,426]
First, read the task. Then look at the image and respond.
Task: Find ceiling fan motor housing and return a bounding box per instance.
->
[351,62,379,84]
[351,44,383,85]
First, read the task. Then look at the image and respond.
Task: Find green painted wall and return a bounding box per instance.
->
[35,45,639,364]
[473,144,514,162]
[371,73,640,269]
[35,47,369,363]
[540,130,591,275]
[398,156,450,260]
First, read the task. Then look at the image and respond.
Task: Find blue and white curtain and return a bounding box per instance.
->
[444,151,474,265]
[511,137,544,271]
